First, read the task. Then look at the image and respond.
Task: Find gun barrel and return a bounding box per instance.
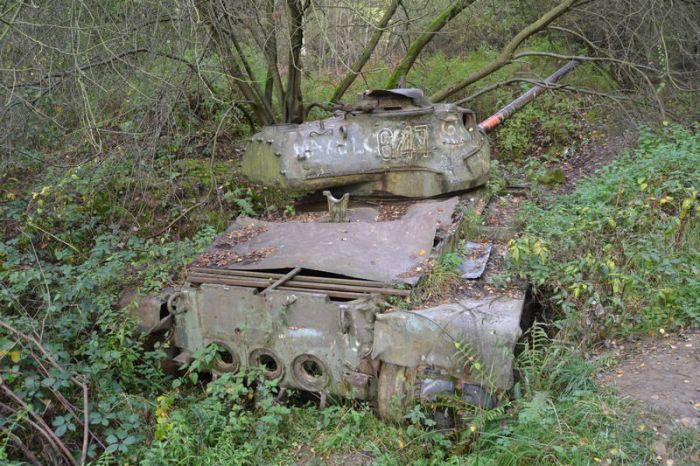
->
[478,60,579,132]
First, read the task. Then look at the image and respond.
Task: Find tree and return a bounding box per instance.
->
[0,0,696,146]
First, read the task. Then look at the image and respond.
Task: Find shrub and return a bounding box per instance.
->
[508,125,699,339]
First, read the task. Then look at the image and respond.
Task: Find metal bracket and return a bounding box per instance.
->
[166,291,187,315]
[323,190,350,222]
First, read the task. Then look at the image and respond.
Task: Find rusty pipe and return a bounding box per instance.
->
[478,60,579,132]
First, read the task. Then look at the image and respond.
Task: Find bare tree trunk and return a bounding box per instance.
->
[284,0,305,123]
[331,0,401,103]
[198,0,276,125]
[261,0,284,108]
[385,0,475,89]
[430,0,577,102]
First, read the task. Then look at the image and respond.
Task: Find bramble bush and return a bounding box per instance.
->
[0,151,221,462]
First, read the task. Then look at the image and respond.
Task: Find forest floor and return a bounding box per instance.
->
[602,330,700,428]
[599,330,700,464]
[537,124,699,465]
[556,130,637,192]
[540,124,699,427]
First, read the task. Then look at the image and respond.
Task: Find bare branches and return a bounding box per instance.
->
[431,0,578,102]
[385,0,475,89]
[198,0,276,125]
[0,0,23,43]
[80,381,89,466]
[0,319,101,464]
[1,428,41,466]
[513,51,667,117]
[331,0,401,103]
[0,381,78,466]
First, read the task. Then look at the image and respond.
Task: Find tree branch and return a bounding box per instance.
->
[1,427,41,466]
[513,50,667,117]
[196,0,275,126]
[0,381,78,466]
[386,0,475,89]
[455,77,655,110]
[216,0,276,121]
[331,0,401,102]
[430,0,577,102]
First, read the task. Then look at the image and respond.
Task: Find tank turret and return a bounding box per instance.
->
[241,89,490,197]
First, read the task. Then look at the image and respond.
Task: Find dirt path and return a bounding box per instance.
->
[600,330,699,429]
[598,330,700,464]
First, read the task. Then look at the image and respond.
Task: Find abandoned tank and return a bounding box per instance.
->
[126,62,578,421]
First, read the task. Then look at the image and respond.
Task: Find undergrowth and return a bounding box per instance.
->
[1,128,673,463]
[0,51,694,462]
[130,326,659,465]
[509,125,699,340]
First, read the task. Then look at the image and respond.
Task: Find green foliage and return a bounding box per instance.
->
[438,252,462,272]
[668,425,700,464]
[2,123,679,466]
[410,48,510,97]
[140,371,292,465]
[410,252,465,305]
[456,324,655,465]
[134,326,656,465]
[0,150,224,462]
[492,92,583,162]
[536,167,566,186]
[0,218,217,461]
[508,125,700,339]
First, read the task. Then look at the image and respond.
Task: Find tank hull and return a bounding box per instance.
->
[145,193,526,419]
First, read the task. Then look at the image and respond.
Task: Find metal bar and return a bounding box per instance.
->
[187,272,410,297]
[186,274,375,299]
[478,60,579,132]
[188,272,410,296]
[262,266,302,294]
[277,286,367,300]
[189,267,390,288]
[188,275,267,287]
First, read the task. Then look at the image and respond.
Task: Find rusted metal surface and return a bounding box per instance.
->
[144,77,560,421]
[191,197,459,285]
[458,242,493,279]
[241,89,490,197]
[361,88,432,107]
[171,284,383,400]
[118,289,170,334]
[158,186,532,421]
[372,295,525,391]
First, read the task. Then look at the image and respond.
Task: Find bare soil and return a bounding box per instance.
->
[599,330,700,430]
[558,130,637,192]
